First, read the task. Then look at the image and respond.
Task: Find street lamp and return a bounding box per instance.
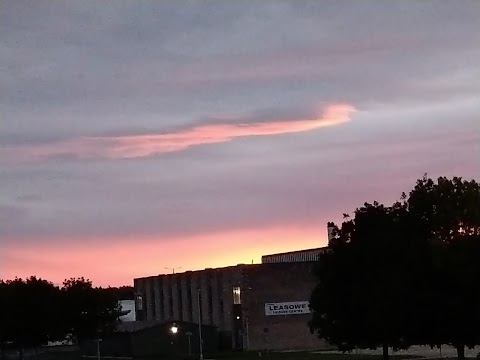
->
[165,267,182,274]
[170,324,179,334]
[93,339,102,360]
[244,286,258,351]
[185,331,193,356]
[197,289,204,360]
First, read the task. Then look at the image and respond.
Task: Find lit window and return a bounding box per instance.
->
[233,286,241,304]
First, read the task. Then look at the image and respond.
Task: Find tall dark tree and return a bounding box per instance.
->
[310,175,479,360]
[0,279,11,359]
[310,201,424,359]
[407,176,480,359]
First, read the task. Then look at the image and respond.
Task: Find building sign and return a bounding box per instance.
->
[264,301,310,316]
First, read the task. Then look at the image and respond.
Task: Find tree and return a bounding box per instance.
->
[0,280,11,360]
[0,277,61,359]
[309,175,480,360]
[104,286,135,301]
[62,278,120,342]
[0,276,123,358]
[310,201,424,359]
[406,176,480,359]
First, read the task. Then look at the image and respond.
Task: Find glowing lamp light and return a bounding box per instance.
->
[170,324,179,334]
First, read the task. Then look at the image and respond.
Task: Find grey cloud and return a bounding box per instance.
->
[0,205,30,237]
[16,194,42,202]
[2,0,479,145]
[1,0,479,249]
[1,98,478,244]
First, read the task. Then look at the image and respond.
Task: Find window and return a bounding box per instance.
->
[233,286,241,305]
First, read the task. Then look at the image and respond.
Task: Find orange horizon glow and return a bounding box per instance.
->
[12,103,355,161]
[1,225,328,287]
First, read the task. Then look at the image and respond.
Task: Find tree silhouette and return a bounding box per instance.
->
[407,176,480,359]
[62,278,120,342]
[310,175,480,360]
[0,276,122,358]
[310,201,422,359]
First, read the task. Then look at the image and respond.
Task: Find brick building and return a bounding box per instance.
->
[134,247,330,351]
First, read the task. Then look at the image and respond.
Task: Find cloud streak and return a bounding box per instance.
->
[13,103,354,160]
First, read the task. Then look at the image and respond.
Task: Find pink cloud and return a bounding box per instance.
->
[15,103,355,160]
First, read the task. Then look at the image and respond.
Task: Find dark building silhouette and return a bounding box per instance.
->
[134,247,331,351]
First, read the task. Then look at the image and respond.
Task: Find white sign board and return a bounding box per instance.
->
[265,301,310,316]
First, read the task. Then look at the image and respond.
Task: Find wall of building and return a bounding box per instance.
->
[241,262,329,351]
[134,259,330,351]
[261,248,325,264]
[134,266,243,349]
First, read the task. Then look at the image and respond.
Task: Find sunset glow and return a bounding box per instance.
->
[2,226,328,286]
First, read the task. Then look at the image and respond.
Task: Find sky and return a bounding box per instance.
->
[1,0,479,286]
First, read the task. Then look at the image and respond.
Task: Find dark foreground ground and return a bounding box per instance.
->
[4,347,479,360]
[212,352,421,360]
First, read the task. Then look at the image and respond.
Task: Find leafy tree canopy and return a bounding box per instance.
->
[0,276,125,355]
[309,175,480,360]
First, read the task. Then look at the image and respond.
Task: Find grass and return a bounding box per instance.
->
[35,350,429,360]
[203,352,423,360]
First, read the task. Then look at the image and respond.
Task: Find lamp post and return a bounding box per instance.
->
[197,289,204,360]
[244,286,258,352]
[245,316,250,351]
[185,331,193,356]
[93,339,102,360]
[165,267,182,274]
[169,323,179,352]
